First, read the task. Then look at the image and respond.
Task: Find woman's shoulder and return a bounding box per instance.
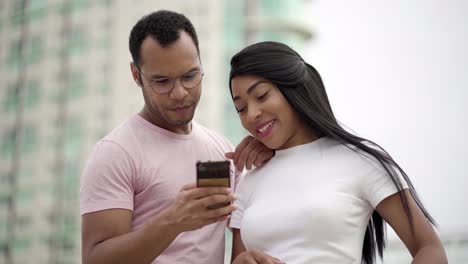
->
[319,138,387,172]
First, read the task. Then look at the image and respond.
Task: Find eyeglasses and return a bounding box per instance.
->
[133,63,204,94]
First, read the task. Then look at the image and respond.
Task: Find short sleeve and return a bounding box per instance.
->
[80,140,136,215]
[229,172,252,229]
[361,157,409,208]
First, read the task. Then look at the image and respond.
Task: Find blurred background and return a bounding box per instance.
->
[0,0,466,263]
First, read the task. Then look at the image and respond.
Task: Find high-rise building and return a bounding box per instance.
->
[1,1,122,263]
[0,1,311,263]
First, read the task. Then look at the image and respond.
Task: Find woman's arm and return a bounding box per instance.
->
[376,190,447,264]
[232,228,248,263]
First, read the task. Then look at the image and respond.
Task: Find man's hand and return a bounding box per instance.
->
[82,183,236,264]
[162,183,237,233]
[225,136,274,171]
[232,250,284,264]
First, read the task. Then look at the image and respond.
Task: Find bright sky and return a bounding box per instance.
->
[304,0,468,237]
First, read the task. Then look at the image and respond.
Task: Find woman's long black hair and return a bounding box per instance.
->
[229,41,436,264]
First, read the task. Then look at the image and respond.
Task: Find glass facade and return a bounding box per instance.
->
[0,0,115,262]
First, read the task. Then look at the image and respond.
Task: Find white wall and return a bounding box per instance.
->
[304,0,468,237]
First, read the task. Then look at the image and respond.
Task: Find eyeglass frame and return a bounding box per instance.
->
[133,62,204,94]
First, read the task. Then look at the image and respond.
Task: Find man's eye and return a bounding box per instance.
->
[183,73,196,80]
[154,79,170,84]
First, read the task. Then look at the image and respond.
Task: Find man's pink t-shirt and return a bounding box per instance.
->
[80,114,237,264]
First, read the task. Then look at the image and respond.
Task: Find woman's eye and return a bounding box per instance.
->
[237,107,246,114]
[257,91,269,100]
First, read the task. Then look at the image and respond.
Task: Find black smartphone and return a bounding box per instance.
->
[196,160,231,209]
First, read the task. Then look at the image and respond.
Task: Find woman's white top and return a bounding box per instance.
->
[229,137,408,264]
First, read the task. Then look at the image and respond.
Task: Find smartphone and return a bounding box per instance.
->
[196,160,231,209]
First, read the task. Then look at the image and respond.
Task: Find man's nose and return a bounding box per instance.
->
[169,78,188,100]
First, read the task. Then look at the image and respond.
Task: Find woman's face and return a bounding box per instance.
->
[231,75,316,150]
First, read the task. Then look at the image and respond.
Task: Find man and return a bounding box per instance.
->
[80,10,274,264]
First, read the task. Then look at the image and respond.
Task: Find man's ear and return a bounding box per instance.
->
[130,62,142,87]
[136,78,142,87]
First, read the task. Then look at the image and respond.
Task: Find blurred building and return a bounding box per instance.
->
[0,0,311,263]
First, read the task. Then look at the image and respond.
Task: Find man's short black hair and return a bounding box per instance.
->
[129,10,200,66]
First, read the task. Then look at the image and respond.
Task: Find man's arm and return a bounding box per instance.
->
[82,208,177,264]
[225,135,274,171]
[82,184,236,264]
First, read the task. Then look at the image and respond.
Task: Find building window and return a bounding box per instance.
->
[62,214,78,250]
[72,0,90,11]
[1,129,15,159]
[96,35,111,50]
[10,1,26,26]
[17,187,35,208]
[64,162,79,205]
[21,124,37,155]
[68,71,86,98]
[101,0,114,7]
[25,79,41,110]
[27,36,42,65]
[29,0,47,21]
[64,117,82,160]
[7,40,21,69]
[0,125,37,157]
[4,83,19,112]
[10,0,46,25]
[98,81,111,95]
[3,80,40,113]
[13,237,31,253]
[6,35,42,67]
[0,217,7,242]
[69,27,88,55]
[18,166,33,182]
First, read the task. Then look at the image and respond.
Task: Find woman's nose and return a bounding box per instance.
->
[247,104,262,123]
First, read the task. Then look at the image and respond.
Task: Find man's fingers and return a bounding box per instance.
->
[234,136,252,164]
[253,150,273,167]
[245,143,265,170]
[236,139,257,171]
[225,152,235,159]
[205,203,237,218]
[197,215,230,231]
[181,182,196,191]
[197,194,236,210]
[184,187,232,200]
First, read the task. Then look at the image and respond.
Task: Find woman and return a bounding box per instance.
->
[228,41,447,264]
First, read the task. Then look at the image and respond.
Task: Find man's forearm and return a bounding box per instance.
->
[84,212,179,264]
